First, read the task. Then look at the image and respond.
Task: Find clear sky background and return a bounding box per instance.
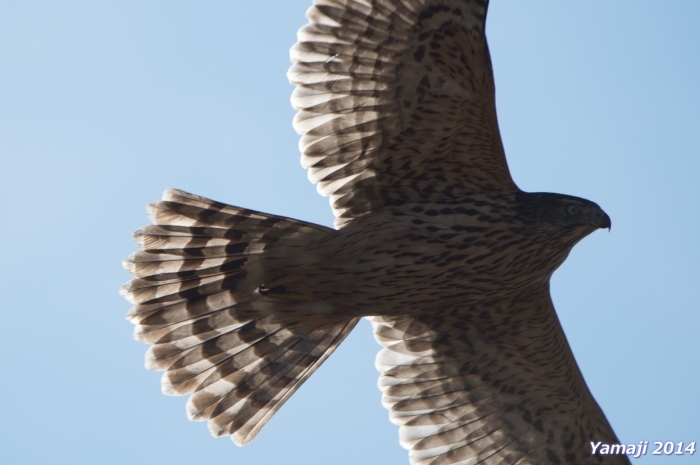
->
[1,1,698,464]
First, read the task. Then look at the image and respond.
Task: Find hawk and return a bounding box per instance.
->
[121,1,629,463]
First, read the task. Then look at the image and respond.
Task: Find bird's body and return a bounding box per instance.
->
[260,192,607,321]
[122,1,629,463]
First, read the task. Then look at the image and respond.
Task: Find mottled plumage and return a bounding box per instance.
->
[122,1,628,463]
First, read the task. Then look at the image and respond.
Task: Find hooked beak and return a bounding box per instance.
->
[598,211,612,231]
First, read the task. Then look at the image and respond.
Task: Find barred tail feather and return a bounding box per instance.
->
[121,189,359,445]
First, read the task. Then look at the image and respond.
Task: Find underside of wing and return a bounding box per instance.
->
[370,286,630,465]
[289,0,518,228]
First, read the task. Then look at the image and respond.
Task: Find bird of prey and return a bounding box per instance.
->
[121,0,629,463]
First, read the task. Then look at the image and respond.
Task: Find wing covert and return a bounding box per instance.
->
[289,0,517,228]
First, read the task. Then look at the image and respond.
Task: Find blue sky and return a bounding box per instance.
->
[1,1,698,463]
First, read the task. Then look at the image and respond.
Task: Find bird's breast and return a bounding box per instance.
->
[308,205,562,316]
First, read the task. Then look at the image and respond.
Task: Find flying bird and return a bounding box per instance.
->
[121,0,629,463]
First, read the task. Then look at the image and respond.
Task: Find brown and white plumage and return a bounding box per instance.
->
[121,189,358,445]
[122,1,628,463]
[372,286,625,464]
[289,0,515,228]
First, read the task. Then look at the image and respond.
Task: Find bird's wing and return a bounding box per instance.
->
[370,285,630,465]
[289,0,518,228]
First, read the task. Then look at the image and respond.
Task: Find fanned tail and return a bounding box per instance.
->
[121,189,359,445]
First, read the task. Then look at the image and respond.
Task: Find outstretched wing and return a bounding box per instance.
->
[371,285,630,465]
[289,0,517,228]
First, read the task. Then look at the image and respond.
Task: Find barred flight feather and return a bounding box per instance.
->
[371,286,629,464]
[121,189,359,445]
[289,0,516,228]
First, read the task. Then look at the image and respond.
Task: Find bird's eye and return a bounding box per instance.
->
[566,205,580,216]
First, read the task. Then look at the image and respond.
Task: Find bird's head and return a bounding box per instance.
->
[517,192,611,241]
